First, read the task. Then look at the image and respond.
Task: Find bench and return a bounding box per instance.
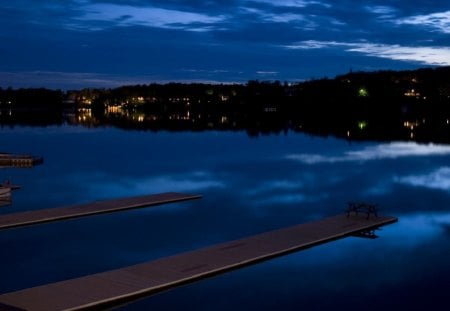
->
[346,202,378,219]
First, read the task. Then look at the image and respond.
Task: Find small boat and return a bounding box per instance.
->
[0,186,11,199]
[1,179,21,190]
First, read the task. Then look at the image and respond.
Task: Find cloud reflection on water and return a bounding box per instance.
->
[395,167,450,191]
[244,179,328,207]
[386,213,448,247]
[268,211,450,271]
[85,171,226,200]
[286,142,450,164]
[3,127,450,311]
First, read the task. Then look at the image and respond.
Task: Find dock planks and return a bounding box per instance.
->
[0,153,43,168]
[0,192,201,230]
[0,214,397,310]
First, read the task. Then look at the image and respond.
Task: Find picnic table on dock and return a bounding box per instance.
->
[0,213,397,311]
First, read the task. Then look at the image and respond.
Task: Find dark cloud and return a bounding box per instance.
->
[1,0,449,88]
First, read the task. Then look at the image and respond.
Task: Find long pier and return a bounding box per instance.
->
[0,192,202,230]
[0,214,397,310]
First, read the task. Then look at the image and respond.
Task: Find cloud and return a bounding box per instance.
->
[248,0,331,8]
[286,142,450,164]
[2,1,450,89]
[0,71,167,89]
[364,5,397,16]
[256,71,279,76]
[238,2,338,30]
[70,3,226,31]
[0,71,240,90]
[396,10,450,34]
[396,167,450,191]
[239,6,310,25]
[266,13,306,23]
[285,40,339,49]
[348,43,450,66]
[285,40,450,66]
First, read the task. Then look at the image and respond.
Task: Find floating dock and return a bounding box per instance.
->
[0,192,202,230]
[0,153,43,168]
[0,214,397,310]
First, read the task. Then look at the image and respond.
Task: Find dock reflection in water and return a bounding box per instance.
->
[0,125,449,311]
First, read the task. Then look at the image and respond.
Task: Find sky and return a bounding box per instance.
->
[1,0,450,89]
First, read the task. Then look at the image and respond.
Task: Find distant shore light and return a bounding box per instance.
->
[358,88,369,97]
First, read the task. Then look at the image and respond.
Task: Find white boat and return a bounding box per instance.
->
[0,187,11,199]
[1,179,20,190]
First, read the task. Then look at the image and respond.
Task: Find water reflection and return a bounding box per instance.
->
[0,199,11,208]
[386,213,450,247]
[0,126,450,310]
[396,167,450,191]
[286,141,450,164]
[86,171,226,199]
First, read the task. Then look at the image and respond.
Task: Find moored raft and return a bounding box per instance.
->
[0,153,43,168]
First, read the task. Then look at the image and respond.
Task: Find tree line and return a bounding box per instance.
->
[1,66,450,142]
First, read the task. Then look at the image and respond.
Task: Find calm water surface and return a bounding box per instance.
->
[1,125,450,310]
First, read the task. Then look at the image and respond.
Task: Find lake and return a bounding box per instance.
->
[1,125,450,310]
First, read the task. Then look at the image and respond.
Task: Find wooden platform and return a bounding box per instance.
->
[0,214,397,310]
[0,153,43,168]
[0,192,201,230]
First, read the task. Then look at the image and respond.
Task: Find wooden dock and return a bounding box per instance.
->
[0,214,397,311]
[0,153,43,168]
[0,192,202,230]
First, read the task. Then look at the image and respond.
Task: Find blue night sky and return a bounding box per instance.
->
[1,0,450,89]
